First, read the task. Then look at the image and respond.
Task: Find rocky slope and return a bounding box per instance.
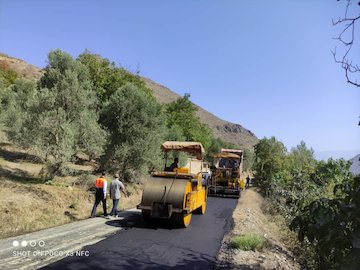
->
[0,53,257,149]
[144,78,257,149]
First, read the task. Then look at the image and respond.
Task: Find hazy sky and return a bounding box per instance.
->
[0,0,359,158]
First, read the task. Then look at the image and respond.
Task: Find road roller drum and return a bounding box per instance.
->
[137,141,208,228]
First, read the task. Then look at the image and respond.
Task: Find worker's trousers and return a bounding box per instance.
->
[110,199,119,216]
[91,189,107,217]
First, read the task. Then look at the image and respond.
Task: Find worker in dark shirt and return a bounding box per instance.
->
[168,157,179,172]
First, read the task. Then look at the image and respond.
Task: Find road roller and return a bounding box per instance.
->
[137,141,207,228]
[208,148,243,198]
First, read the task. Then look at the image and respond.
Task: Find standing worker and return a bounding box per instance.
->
[109,173,127,217]
[246,175,250,188]
[91,172,108,218]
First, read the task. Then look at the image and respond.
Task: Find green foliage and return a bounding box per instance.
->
[243,148,255,172]
[230,234,267,251]
[253,137,288,196]
[0,62,18,87]
[288,141,316,175]
[204,136,237,162]
[100,83,163,176]
[290,175,359,270]
[0,79,37,140]
[5,50,106,177]
[253,137,358,269]
[77,51,152,103]
[1,49,244,187]
[164,93,213,150]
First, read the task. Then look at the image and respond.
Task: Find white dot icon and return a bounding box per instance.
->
[29,240,36,247]
[38,240,45,247]
[21,241,27,247]
[13,240,19,247]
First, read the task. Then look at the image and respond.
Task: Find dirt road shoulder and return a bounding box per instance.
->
[216,189,301,270]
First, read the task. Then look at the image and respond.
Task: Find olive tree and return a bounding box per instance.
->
[14,50,106,177]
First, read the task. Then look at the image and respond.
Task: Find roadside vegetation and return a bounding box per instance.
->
[252,137,359,269]
[0,49,253,237]
[230,234,267,251]
[0,49,245,181]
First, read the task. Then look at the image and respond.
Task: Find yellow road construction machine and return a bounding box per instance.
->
[208,148,243,198]
[137,141,208,228]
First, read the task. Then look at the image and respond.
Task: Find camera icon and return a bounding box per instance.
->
[12,240,45,247]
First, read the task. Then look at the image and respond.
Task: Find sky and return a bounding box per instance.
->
[0,0,359,159]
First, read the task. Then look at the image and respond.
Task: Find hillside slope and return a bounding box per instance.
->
[0,53,42,80]
[143,78,257,149]
[0,53,257,149]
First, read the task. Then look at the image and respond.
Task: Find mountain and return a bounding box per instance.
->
[0,53,257,149]
[143,78,257,149]
[350,154,360,176]
[0,53,42,80]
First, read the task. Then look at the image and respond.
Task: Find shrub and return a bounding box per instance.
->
[230,234,267,251]
[75,173,95,190]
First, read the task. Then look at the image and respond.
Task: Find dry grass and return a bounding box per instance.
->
[0,178,143,239]
[0,131,143,239]
[0,157,43,176]
[0,179,94,238]
[0,53,43,80]
[120,183,143,210]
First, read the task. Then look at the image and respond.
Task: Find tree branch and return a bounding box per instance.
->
[333,0,360,87]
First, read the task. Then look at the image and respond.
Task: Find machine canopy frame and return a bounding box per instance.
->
[161,141,205,160]
[211,152,240,159]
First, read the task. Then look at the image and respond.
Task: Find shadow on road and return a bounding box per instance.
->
[105,211,183,231]
[43,249,215,270]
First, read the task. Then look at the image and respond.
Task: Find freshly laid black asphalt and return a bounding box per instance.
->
[43,197,237,270]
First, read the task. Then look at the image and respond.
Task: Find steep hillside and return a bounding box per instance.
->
[144,78,257,149]
[0,53,257,149]
[350,154,360,175]
[0,53,42,80]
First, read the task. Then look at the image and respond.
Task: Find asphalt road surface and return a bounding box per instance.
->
[42,197,237,270]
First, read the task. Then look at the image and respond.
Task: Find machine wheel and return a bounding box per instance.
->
[194,202,206,215]
[171,213,192,228]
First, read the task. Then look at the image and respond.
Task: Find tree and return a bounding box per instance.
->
[77,51,152,103]
[253,137,288,196]
[165,94,213,150]
[100,83,163,176]
[13,50,106,177]
[288,141,316,175]
[0,79,37,141]
[243,148,255,172]
[333,0,360,87]
[290,173,359,269]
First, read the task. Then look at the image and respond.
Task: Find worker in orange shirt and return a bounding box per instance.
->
[91,172,109,218]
